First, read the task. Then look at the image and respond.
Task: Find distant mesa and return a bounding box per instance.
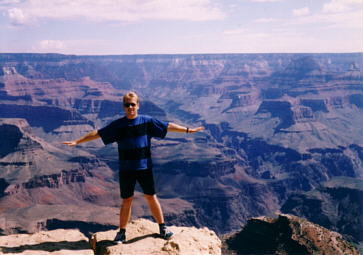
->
[284,56,322,78]
[300,99,329,113]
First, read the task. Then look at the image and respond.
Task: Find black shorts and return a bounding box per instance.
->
[119,169,156,199]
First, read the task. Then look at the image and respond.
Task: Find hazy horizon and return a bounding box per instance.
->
[2,51,363,57]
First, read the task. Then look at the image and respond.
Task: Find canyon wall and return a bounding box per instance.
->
[0,53,362,249]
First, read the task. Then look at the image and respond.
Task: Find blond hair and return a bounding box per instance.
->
[123,91,140,104]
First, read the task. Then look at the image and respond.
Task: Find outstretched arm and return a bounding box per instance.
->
[62,130,100,146]
[167,122,204,134]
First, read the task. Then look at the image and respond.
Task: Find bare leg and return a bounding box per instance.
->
[144,194,164,224]
[120,196,133,229]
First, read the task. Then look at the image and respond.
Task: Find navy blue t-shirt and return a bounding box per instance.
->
[98,115,169,171]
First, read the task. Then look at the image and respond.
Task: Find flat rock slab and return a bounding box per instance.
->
[91,218,221,255]
[0,229,93,255]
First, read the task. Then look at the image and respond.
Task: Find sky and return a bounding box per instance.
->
[0,0,362,55]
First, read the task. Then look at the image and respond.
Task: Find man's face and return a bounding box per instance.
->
[123,97,139,119]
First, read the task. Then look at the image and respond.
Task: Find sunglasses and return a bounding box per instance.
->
[124,103,137,107]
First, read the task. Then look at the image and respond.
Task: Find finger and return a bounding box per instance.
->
[194,127,204,132]
[190,127,203,133]
[62,141,75,146]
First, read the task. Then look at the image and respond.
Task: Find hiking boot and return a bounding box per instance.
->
[159,226,173,240]
[113,230,126,244]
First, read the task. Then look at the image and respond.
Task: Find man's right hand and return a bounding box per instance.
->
[62,141,78,146]
[61,130,100,147]
[188,127,204,133]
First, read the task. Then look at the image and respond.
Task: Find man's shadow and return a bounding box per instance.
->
[124,233,160,244]
[0,240,91,253]
[96,233,160,252]
[0,233,162,254]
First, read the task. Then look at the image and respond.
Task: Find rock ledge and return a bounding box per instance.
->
[91,218,221,255]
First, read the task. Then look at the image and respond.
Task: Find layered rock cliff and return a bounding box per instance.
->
[0,53,362,238]
[0,118,120,234]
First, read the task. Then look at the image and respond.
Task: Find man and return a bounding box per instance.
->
[63,91,204,244]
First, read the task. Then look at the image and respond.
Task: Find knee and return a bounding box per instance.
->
[144,194,157,202]
[122,196,133,206]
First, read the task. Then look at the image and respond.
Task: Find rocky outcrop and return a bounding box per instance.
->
[90,218,221,255]
[222,92,259,112]
[255,100,295,131]
[293,106,315,122]
[223,214,359,255]
[281,179,363,242]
